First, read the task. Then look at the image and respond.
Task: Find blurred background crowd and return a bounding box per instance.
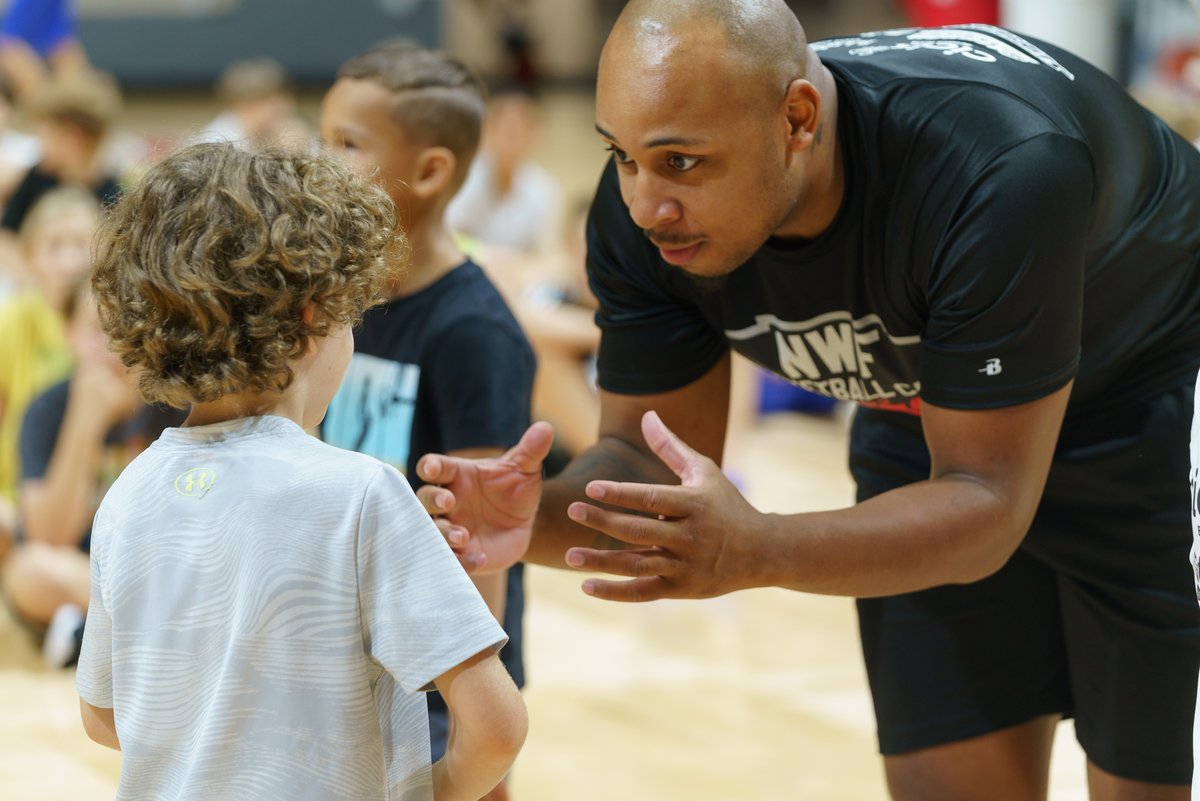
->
[0,0,1198,798]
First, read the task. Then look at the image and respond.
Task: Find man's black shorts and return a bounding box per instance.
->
[850,381,1200,784]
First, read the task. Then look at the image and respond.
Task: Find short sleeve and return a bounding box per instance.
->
[919,134,1094,409]
[356,464,506,693]
[588,162,728,395]
[76,527,113,707]
[19,380,67,482]
[425,317,534,453]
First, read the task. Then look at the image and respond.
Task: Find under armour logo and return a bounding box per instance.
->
[174,467,216,498]
[978,358,1003,377]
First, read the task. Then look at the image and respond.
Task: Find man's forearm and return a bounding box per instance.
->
[524,435,675,567]
[757,474,1033,598]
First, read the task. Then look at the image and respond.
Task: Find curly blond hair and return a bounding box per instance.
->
[93,142,406,408]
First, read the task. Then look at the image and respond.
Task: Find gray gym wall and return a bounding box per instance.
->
[76,0,440,87]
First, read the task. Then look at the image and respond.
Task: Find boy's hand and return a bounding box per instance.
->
[70,360,138,430]
[417,422,554,574]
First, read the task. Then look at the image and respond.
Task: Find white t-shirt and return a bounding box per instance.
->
[77,415,506,801]
[447,154,564,253]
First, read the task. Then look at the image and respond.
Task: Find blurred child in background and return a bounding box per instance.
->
[0,69,119,235]
[0,188,98,543]
[447,86,563,256]
[193,57,308,151]
[2,277,184,666]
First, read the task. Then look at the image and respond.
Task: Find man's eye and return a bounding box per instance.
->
[667,155,700,172]
[605,145,631,164]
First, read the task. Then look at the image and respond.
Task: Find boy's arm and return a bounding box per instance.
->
[79,699,120,750]
[431,648,527,801]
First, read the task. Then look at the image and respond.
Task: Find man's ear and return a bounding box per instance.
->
[410,146,457,199]
[782,78,821,154]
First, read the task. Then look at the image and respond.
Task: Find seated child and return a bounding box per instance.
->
[0,188,99,513]
[2,278,185,666]
[77,142,527,801]
[0,69,120,234]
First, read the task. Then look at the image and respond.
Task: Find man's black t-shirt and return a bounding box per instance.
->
[1,164,120,232]
[321,259,536,689]
[588,25,1200,419]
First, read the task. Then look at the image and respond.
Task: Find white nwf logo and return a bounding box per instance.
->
[979,358,1003,376]
[724,311,922,404]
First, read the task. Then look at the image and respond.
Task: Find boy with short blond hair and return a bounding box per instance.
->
[320,44,536,795]
[77,142,526,801]
[1,69,121,232]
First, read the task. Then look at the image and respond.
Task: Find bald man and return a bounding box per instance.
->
[416,2,1200,798]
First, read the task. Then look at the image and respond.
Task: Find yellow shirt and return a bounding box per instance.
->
[0,291,71,503]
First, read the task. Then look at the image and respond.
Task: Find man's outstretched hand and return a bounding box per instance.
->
[562,411,765,602]
[416,421,555,574]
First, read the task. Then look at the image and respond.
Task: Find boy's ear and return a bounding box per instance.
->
[410,146,457,200]
[300,302,318,354]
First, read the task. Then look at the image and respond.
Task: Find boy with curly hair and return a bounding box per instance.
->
[319,43,536,798]
[75,142,527,801]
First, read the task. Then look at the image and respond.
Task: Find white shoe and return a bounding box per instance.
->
[42,603,85,668]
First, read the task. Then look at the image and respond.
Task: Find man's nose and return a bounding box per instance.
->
[624,172,682,232]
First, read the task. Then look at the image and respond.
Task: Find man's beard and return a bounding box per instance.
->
[643,194,790,297]
[644,230,739,295]
[660,241,761,296]
[673,267,729,295]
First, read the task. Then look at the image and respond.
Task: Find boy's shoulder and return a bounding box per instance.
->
[371,259,528,342]
[102,417,389,511]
